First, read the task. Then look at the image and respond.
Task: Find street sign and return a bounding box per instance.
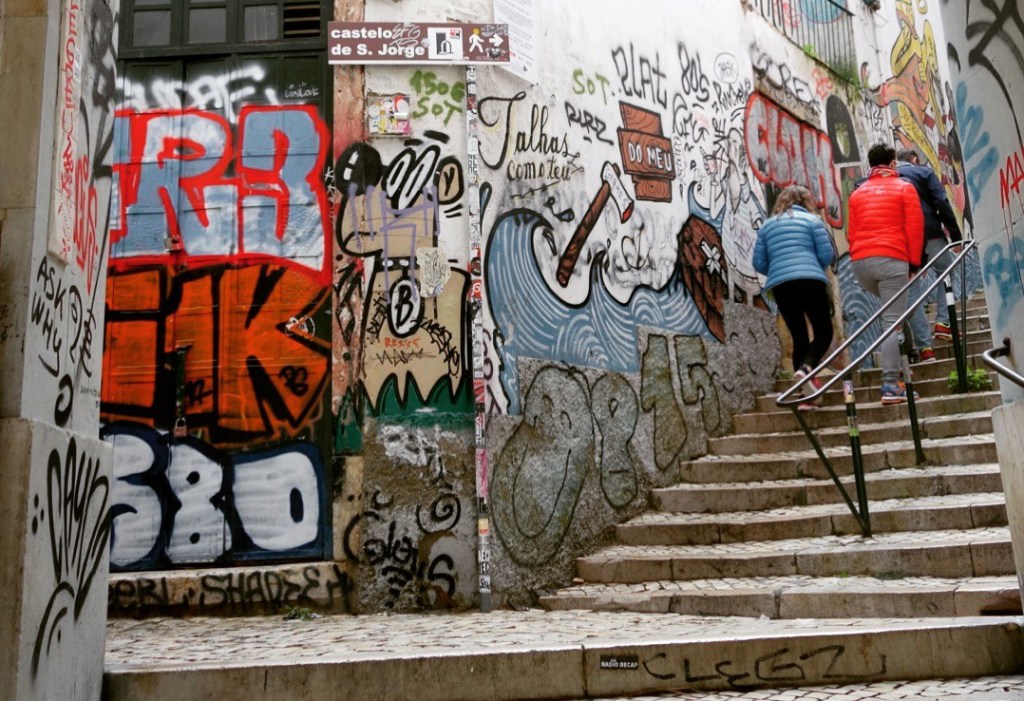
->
[328,22,509,65]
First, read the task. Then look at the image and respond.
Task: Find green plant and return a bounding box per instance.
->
[283,606,320,621]
[875,571,907,581]
[831,61,861,88]
[779,369,794,380]
[801,44,819,60]
[947,367,993,393]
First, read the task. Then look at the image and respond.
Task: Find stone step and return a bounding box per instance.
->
[769,331,994,393]
[676,434,997,484]
[539,575,1021,619]
[102,611,1024,699]
[574,527,1013,583]
[763,371,998,412]
[859,355,991,385]
[714,409,994,456]
[617,493,1006,545]
[745,391,1000,432]
[653,464,1003,514]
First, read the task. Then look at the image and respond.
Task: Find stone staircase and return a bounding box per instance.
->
[101,294,1024,701]
[541,294,1023,620]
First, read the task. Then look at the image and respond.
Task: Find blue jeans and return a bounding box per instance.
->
[907,279,932,350]
[852,256,909,385]
[926,238,956,325]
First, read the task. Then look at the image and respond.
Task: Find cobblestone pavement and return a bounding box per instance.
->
[589,675,1024,699]
[106,610,1024,694]
[106,609,1015,669]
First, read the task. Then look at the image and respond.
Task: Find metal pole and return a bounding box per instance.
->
[843,379,871,537]
[464,65,492,613]
[899,335,926,464]
[945,275,968,392]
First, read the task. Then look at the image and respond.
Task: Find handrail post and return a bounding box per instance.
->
[899,335,926,464]
[944,274,968,392]
[843,379,871,537]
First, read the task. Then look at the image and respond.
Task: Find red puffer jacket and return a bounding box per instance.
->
[848,166,924,265]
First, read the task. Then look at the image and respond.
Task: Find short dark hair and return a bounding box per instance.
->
[868,143,896,167]
[896,148,919,163]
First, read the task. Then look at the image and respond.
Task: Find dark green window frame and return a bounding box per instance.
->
[120,0,327,59]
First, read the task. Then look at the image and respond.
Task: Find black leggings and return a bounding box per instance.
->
[773,279,835,372]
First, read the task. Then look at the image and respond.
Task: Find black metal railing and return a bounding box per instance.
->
[753,0,857,79]
[776,240,976,537]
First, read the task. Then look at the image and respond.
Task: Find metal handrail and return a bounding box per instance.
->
[778,240,974,407]
[983,338,1024,389]
[775,240,976,536]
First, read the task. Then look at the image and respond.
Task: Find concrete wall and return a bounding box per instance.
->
[939,0,1024,404]
[941,0,1024,604]
[0,0,117,694]
[342,0,847,610]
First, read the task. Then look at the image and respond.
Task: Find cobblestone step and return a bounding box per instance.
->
[653,464,1003,514]
[539,575,1021,619]
[745,392,999,430]
[713,410,993,455]
[756,376,998,412]
[592,675,1024,700]
[102,611,1024,700]
[618,493,1007,545]
[676,434,997,484]
[575,528,1013,583]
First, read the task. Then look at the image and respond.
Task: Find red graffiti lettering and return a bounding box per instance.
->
[743,93,843,227]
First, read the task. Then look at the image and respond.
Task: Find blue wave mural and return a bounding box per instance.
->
[483,187,711,414]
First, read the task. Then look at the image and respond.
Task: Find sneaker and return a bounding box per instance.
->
[917,347,937,363]
[880,382,920,405]
[791,369,807,399]
[934,322,952,340]
[798,378,823,411]
[806,376,825,406]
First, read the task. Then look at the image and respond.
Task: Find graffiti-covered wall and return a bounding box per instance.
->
[101,58,335,569]
[940,0,1024,404]
[99,0,990,613]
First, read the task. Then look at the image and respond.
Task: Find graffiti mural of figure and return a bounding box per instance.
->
[687,126,767,303]
[334,139,471,417]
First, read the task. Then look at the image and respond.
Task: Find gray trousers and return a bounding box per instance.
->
[852,256,909,385]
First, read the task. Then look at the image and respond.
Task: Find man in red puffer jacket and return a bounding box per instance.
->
[848,143,925,405]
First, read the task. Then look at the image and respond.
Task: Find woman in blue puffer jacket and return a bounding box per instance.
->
[752,185,836,410]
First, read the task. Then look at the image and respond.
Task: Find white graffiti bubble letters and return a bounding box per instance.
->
[233,451,320,551]
[166,442,231,563]
[108,432,163,567]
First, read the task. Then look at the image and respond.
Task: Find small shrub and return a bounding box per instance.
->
[283,606,321,621]
[947,367,993,393]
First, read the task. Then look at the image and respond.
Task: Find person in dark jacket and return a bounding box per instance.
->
[848,143,924,405]
[896,148,963,351]
[753,185,835,411]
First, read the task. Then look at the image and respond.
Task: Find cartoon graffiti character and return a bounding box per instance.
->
[688,126,766,304]
[334,140,469,415]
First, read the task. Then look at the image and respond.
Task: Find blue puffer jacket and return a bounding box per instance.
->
[752,205,835,292]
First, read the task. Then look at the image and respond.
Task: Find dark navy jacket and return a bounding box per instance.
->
[895,160,962,243]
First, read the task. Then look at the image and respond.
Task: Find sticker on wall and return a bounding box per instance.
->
[367,93,412,136]
[416,246,451,297]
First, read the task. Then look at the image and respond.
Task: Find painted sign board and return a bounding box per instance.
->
[329,22,510,65]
